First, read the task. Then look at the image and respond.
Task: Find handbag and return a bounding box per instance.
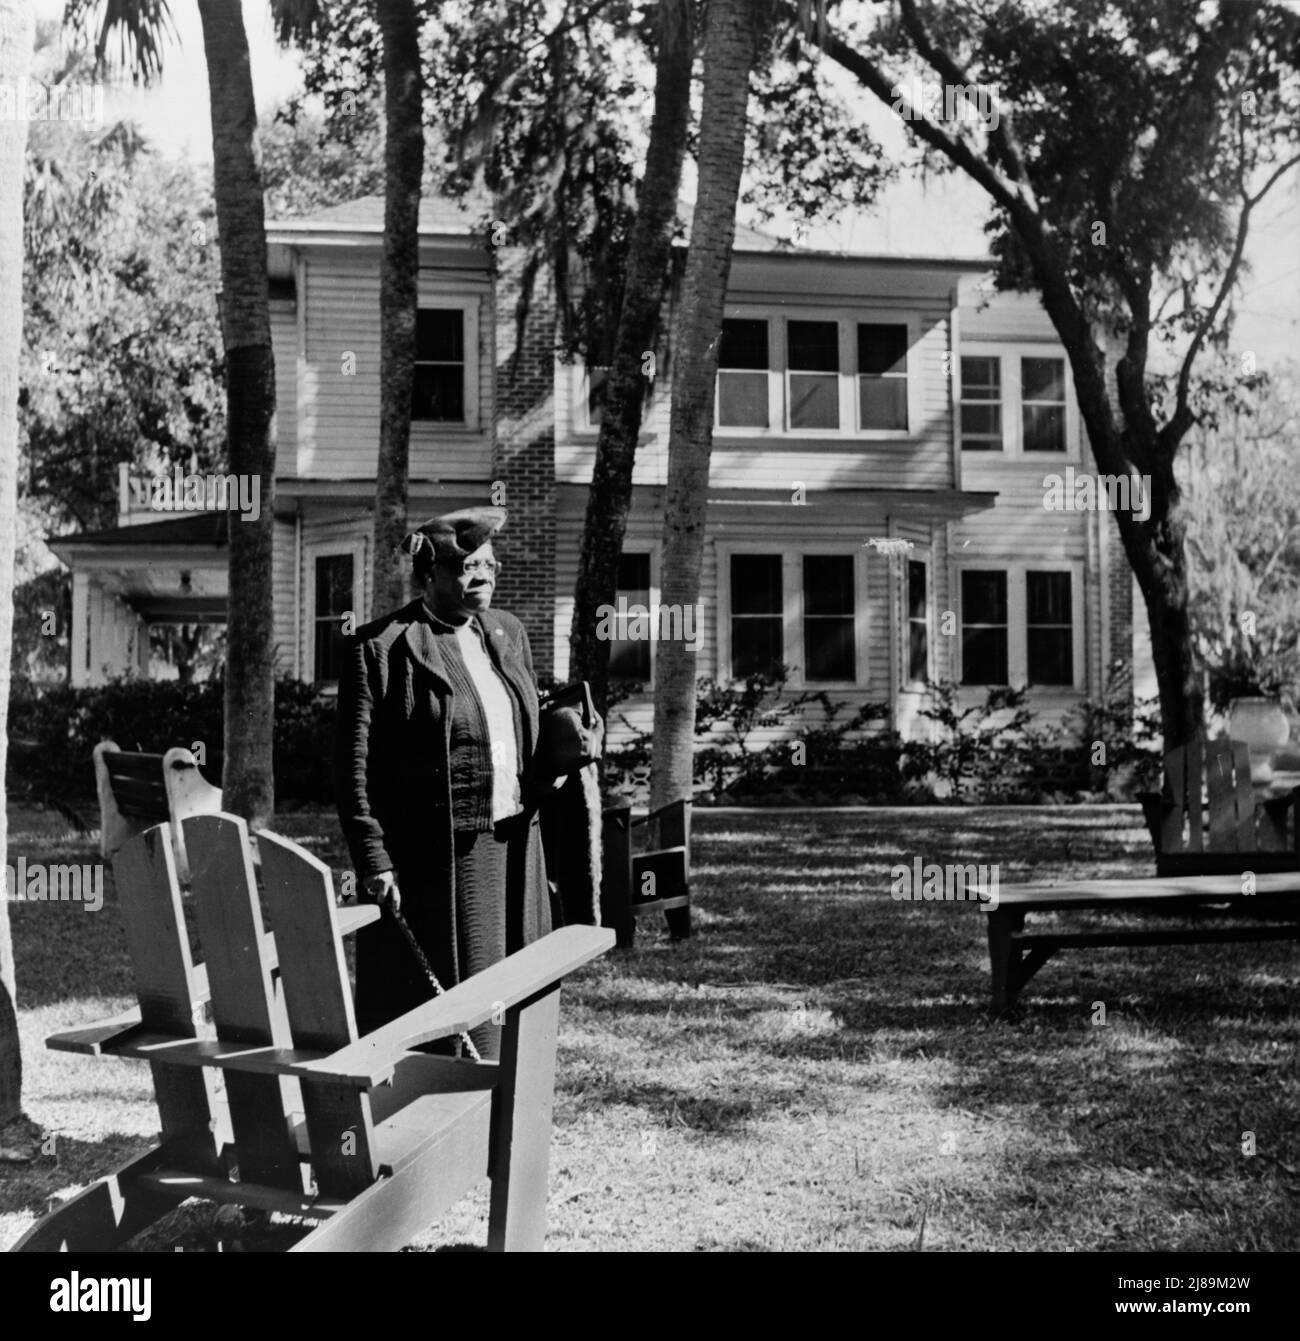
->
[536,681,604,778]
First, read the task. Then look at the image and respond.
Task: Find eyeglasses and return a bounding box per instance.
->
[461,559,501,578]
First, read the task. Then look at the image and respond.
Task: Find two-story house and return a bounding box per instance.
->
[51,194,1148,743]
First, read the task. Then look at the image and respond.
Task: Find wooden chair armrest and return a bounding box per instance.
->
[301,924,616,1088]
[47,903,379,1056]
[1260,786,1300,815]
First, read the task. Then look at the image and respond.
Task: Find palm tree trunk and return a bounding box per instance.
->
[0,0,35,1131]
[569,0,692,713]
[371,0,424,614]
[198,0,277,828]
[649,0,765,814]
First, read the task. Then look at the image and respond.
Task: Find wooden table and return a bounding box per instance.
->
[978,871,1300,1014]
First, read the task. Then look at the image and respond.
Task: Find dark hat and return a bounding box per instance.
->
[400,507,506,567]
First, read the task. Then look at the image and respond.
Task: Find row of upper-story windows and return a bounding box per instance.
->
[581,322,1078,455]
[585,313,920,437]
[381,303,1079,459]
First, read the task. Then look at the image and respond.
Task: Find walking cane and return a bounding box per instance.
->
[387,904,483,1063]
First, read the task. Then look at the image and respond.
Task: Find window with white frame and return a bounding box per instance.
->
[726,550,861,685]
[803,555,855,681]
[713,311,916,436]
[959,356,1002,450]
[959,347,1073,454]
[608,551,652,681]
[412,305,477,424]
[717,319,770,428]
[958,565,1080,687]
[787,320,841,430]
[312,551,357,683]
[858,323,910,431]
[907,558,929,685]
[729,554,784,678]
[583,365,610,429]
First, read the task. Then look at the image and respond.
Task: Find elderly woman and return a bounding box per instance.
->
[334,507,551,1058]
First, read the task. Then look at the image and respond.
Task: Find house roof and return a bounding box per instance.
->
[268,193,992,268]
[269,193,490,237]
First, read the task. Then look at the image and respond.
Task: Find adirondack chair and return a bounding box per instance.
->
[11,813,613,1253]
[93,740,223,887]
[1136,738,1300,877]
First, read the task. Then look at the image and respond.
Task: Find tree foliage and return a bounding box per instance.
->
[21,115,225,532]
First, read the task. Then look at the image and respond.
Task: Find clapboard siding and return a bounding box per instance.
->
[272,514,297,677]
[270,303,297,475]
[961,290,1059,342]
[298,259,494,482]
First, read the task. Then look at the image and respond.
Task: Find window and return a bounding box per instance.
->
[313,553,355,682]
[858,324,909,431]
[957,565,1080,687]
[1021,357,1066,453]
[907,559,928,684]
[608,552,651,680]
[787,320,840,429]
[412,309,465,421]
[730,554,784,678]
[960,348,1074,455]
[585,365,609,428]
[717,319,769,428]
[803,555,855,682]
[1026,571,1073,684]
[960,356,1002,450]
[960,570,1008,685]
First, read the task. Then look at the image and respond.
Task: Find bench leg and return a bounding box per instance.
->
[487,985,561,1251]
[987,909,1024,1015]
[664,902,691,941]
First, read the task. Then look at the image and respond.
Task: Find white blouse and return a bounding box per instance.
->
[455,620,523,821]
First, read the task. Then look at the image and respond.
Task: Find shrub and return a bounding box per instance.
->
[901,680,1049,803]
[7,676,340,811]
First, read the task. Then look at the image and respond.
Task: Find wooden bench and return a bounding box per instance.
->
[601,800,692,948]
[11,813,614,1252]
[1136,738,1300,876]
[982,872,1300,1014]
[94,739,223,886]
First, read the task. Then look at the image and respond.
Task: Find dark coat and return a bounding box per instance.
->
[334,599,551,1031]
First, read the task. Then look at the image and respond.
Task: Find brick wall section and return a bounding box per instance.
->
[491,247,557,678]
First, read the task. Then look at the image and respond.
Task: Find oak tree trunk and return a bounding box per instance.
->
[569,0,692,714]
[371,0,424,615]
[198,0,277,828]
[649,0,765,813]
[0,0,34,1130]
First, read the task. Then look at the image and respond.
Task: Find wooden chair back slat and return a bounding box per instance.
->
[257,831,379,1197]
[108,778,169,819]
[1206,742,1238,851]
[111,825,224,1175]
[1230,741,1257,850]
[1185,740,1204,852]
[105,752,168,784]
[183,814,302,1190]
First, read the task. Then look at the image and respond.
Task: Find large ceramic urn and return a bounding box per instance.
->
[1226,696,1291,782]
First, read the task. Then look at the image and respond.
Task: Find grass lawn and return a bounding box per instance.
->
[2,803,1297,1252]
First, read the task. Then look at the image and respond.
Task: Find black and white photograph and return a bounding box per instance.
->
[0,0,1297,1297]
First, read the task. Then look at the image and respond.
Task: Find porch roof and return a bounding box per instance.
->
[49,515,228,623]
